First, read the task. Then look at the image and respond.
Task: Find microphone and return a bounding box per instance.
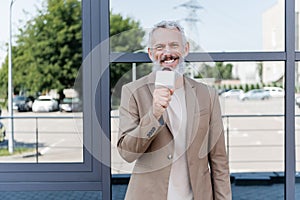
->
[155,68,175,89]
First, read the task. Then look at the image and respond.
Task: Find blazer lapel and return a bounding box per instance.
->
[184,77,198,146]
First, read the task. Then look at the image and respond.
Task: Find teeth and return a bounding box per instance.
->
[164,59,175,64]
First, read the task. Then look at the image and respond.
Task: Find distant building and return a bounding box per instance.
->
[262,0,284,84]
[262,0,300,84]
[231,62,260,84]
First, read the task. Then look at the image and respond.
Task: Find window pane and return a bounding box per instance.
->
[111,62,152,174]
[111,61,285,198]
[297,2,300,51]
[110,0,284,52]
[296,61,300,199]
[0,0,83,163]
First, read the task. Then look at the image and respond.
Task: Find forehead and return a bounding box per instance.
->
[151,28,183,45]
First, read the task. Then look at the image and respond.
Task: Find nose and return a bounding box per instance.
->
[163,47,172,54]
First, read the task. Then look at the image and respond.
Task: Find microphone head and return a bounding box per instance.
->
[155,69,175,89]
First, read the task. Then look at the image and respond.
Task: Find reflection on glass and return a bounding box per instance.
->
[110,0,283,52]
[111,61,285,174]
[0,0,83,163]
[110,62,152,174]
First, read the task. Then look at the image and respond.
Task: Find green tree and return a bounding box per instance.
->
[194,63,215,78]
[0,0,82,97]
[110,13,146,108]
[110,13,145,89]
[0,2,145,103]
[257,62,263,84]
[244,84,249,92]
[194,62,233,81]
[215,62,233,81]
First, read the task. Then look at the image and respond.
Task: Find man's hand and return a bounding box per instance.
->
[153,87,173,119]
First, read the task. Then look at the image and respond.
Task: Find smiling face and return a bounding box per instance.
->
[148,27,189,70]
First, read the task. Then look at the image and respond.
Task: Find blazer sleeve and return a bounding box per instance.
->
[117,84,164,163]
[207,89,232,200]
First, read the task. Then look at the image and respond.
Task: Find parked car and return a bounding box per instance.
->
[218,88,230,96]
[0,121,5,143]
[12,95,34,112]
[32,96,59,112]
[263,87,284,98]
[59,97,82,112]
[239,89,271,101]
[221,89,244,99]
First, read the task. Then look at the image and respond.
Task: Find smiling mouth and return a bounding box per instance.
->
[160,55,179,64]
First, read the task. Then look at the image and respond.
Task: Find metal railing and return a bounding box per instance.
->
[223,114,285,158]
[112,113,297,172]
[0,114,297,171]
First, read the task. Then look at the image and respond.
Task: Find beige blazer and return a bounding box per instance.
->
[118,72,232,200]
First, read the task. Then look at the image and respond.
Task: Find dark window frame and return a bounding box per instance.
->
[110,0,296,199]
[0,0,296,200]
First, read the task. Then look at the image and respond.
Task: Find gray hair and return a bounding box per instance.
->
[148,20,187,47]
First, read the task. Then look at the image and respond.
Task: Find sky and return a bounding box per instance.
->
[0,0,42,65]
[110,0,279,51]
[0,0,278,65]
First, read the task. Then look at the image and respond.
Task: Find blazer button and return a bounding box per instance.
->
[167,154,173,160]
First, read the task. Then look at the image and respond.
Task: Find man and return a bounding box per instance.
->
[117,21,232,200]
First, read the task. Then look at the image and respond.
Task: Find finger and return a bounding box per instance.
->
[159,98,171,108]
[156,90,172,98]
[156,96,171,104]
[155,87,172,94]
[160,101,169,109]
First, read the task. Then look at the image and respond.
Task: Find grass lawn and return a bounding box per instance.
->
[0,147,35,156]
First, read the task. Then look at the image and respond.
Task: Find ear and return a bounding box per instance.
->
[148,47,154,60]
[183,42,190,57]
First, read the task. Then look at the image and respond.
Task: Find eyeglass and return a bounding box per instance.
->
[151,42,181,51]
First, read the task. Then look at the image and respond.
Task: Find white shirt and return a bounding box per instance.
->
[167,87,193,200]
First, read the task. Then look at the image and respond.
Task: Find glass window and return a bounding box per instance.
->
[296,62,300,199]
[110,61,285,167]
[296,1,300,51]
[110,0,284,52]
[0,0,83,163]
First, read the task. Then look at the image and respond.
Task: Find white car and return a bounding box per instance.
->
[221,89,244,99]
[32,96,59,112]
[239,89,271,101]
[263,87,284,98]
